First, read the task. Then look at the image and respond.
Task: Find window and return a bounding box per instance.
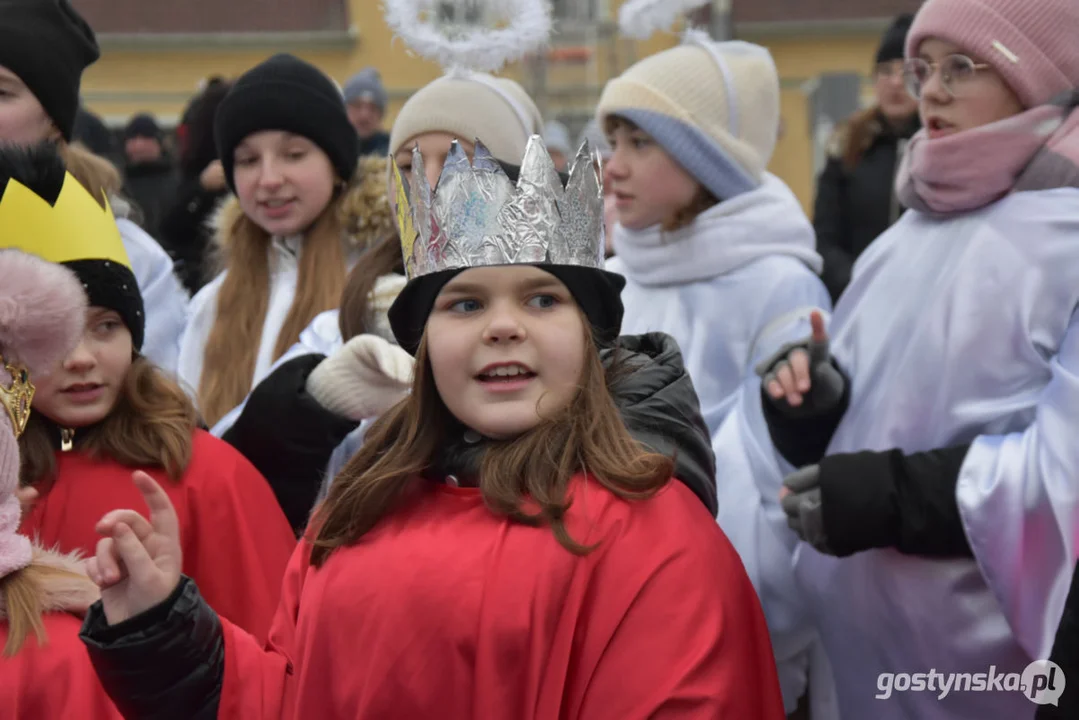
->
[551,0,604,22]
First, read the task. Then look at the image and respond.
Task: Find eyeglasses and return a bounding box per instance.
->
[902,54,991,99]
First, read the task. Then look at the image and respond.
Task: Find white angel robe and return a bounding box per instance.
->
[795,187,1079,719]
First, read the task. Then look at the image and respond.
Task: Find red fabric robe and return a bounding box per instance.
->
[20,430,297,642]
[1,612,122,720]
[220,475,786,719]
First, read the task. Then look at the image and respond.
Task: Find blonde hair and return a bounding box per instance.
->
[59,142,123,206]
[1,561,97,656]
[197,156,394,427]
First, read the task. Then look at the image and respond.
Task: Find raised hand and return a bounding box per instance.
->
[86,471,183,625]
[761,310,845,415]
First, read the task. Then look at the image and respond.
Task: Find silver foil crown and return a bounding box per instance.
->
[391,134,605,281]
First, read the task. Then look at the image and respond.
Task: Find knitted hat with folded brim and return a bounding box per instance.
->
[215,53,360,192]
[388,72,543,165]
[906,0,1079,109]
[596,38,780,202]
[0,0,100,141]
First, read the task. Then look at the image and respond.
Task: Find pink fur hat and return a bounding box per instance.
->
[0,249,87,580]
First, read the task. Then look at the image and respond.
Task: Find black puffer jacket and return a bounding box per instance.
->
[228,331,717,533]
[603,332,717,515]
[80,333,716,715]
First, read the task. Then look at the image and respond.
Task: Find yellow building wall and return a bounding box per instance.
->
[747,32,881,213]
[81,1,879,214]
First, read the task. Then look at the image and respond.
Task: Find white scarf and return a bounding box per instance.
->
[611,173,823,286]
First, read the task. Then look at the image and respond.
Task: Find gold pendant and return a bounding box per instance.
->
[60,428,75,452]
[0,357,34,438]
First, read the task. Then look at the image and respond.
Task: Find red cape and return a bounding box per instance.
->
[1,612,121,720]
[219,475,786,718]
[20,430,297,642]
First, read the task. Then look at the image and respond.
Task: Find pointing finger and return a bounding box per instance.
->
[132,471,180,542]
[810,311,827,342]
[809,311,830,365]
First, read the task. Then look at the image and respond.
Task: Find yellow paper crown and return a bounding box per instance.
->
[0,172,130,268]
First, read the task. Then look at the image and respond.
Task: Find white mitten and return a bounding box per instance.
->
[306,334,414,421]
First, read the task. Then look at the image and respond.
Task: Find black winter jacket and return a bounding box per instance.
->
[813,108,919,302]
[80,333,717,715]
[155,178,227,295]
[123,158,180,240]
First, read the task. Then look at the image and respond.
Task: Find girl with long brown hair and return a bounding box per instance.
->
[177,53,388,428]
[3,143,296,646]
[79,136,786,719]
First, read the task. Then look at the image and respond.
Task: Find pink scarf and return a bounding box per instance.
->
[896,91,1079,215]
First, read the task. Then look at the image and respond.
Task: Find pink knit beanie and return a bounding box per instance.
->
[0,250,87,580]
[907,0,1079,108]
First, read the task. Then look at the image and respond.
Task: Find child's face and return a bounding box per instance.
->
[233,131,337,237]
[392,132,477,193]
[605,123,700,231]
[913,38,1024,139]
[426,266,586,440]
[32,307,133,428]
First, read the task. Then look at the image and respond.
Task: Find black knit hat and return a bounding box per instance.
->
[214,53,359,193]
[0,0,100,141]
[124,113,162,141]
[388,265,626,357]
[64,259,145,351]
[876,14,915,65]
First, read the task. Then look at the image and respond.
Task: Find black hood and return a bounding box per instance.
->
[603,332,717,516]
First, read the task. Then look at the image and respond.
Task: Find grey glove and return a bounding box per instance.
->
[758,331,846,419]
[780,464,834,554]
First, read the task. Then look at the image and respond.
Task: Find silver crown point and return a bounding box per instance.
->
[518,134,564,199]
[392,134,605,281]
[471,138,501,173]
[554,139,604,266]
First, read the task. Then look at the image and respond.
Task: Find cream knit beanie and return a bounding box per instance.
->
[596,39,780,199]
[389,72,543,164]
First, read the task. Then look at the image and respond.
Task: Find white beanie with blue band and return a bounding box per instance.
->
[595,35,780,201]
